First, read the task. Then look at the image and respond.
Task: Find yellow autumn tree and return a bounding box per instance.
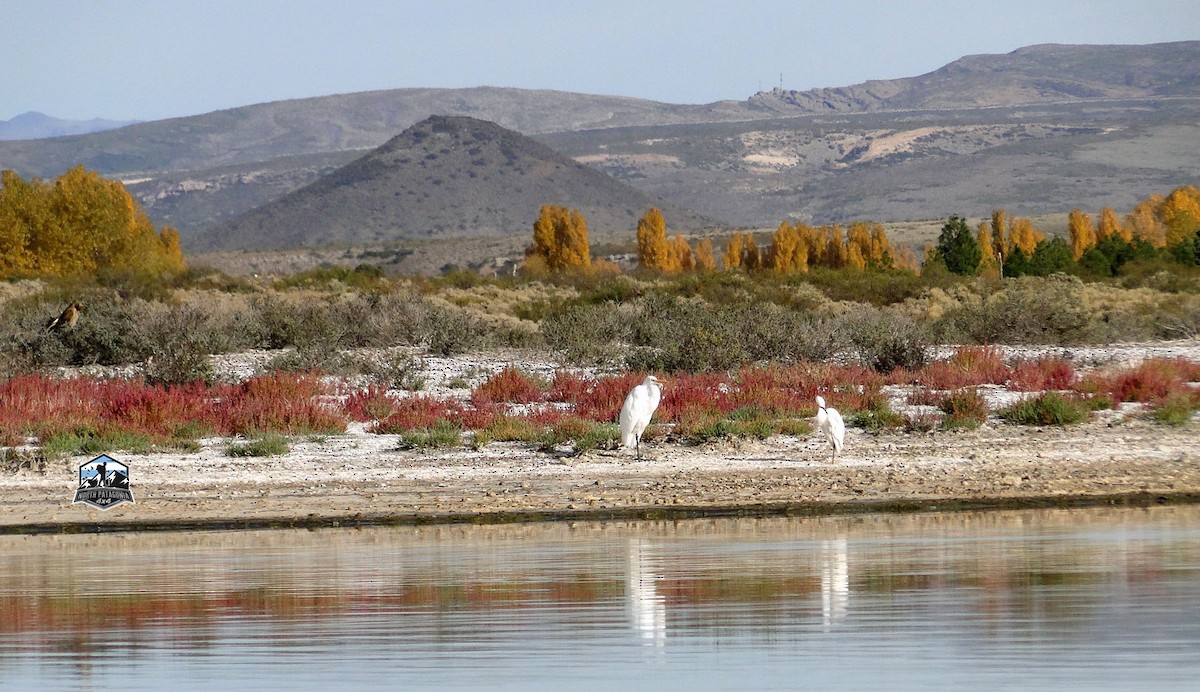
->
[635,207,673,272]
[1068,208,1095,260]
[670,235,694,271]
[1097,207,1128,241]
[822,224,847,268]
[0,170,38,276]
[989,209,1010,259]
[976,221,996,274]
[1125,195,1166,246]
[528,204,591,272]
[694,238,716,271]
[768,221,806,272]
[1008,216,1044,256]
[867,223,894,268]
[845,223,871,270]
[724,232,746,270]
[0,166,184,278]
[741,234,762,270]
[1160,185,1200,246]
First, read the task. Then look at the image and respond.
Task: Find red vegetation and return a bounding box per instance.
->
[1083,358,1200,403]
[1010,356,1076,391]
[470,367,543,406]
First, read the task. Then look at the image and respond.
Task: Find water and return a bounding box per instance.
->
[2,505,1200,690]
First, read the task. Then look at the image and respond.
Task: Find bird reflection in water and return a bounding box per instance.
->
[626,538,667,646]
[820,538,849,632]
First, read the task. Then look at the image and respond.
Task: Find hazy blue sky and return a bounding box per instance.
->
[3,0,1198,122]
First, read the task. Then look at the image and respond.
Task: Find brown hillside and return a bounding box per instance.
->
[190,115,717,251]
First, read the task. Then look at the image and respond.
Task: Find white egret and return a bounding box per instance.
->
[815,395,845,463]
[619,375,666,459]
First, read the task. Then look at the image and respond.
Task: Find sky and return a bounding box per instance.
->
[3,0,1199,123]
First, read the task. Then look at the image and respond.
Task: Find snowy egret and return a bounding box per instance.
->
[815,395,845,463]
[620,375,666,459]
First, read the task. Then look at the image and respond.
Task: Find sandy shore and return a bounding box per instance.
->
[3,341,1199,533]
[3,413,1198,533]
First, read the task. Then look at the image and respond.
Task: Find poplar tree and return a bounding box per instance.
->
[530,204,591,272]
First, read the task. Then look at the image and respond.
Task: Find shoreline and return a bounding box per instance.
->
[3,413,1198,535]
[3,492,1197,536]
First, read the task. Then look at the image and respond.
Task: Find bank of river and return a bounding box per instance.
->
[2,412,1198,533]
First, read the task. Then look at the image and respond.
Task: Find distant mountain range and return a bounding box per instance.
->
[1,41,1198,263]
[0,111,138,140]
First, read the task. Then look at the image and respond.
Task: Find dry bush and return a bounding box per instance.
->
[743,304,848,365]
[940,275,1091,345]
[624,294,749,373]
[841,306,929,373]
[540,302,625,365]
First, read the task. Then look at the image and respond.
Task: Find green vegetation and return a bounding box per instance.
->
[998,393,1090,426]
[227,434,291,457]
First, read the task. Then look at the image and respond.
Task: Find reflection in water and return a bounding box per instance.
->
[1,506,1199,689]
[626,538,666,646]
[820,538,849,631]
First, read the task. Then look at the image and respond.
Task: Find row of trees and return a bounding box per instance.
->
[0,166,186,278]
[935,185,1200,278]
[525,205,918,275]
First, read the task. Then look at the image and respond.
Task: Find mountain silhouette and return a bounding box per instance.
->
[191,115,716,251]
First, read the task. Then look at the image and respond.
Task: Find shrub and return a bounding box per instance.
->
[342,386,399,422]
[220,373,345,436]
[943,275,1091,345]
[480,414,542,443]
[540,416,614,454]
[999,393,1088,425]
[850,397,904,431]
[1010,355,1076,391]
[904,410,939,432]
[471,367,543,405]
[625,294,748,373]
[843,307,928,372]
[420,303,483,356]
[142,303,221,385]
[1082,358,1200,404]
[540,302,624,365]
[397,420,463,449]
[41,425,155,458]
[939,388,989,430]
[919,346,1010,390]
[227,434,290,457]
[745,304,849,365]
[1150,391,1199,426]
[371,396,464,433]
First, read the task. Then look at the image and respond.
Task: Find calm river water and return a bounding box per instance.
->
[2,505,1199,690]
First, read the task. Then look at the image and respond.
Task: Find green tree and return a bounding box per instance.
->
[1028,237,1074,276]
[935,215,981,276]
